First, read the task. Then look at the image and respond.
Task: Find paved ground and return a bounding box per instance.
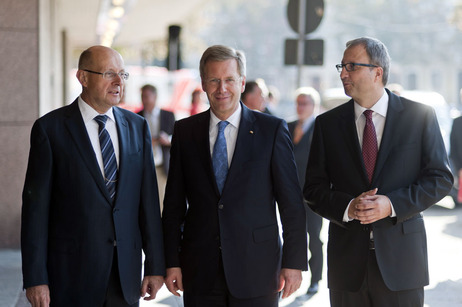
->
[3,198,462,306]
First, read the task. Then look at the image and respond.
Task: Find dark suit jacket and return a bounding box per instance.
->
[137,109,175,175]
[450,116,462,172]
[304,89,453,292]
[21,99,165,306]
[162,103,307,299]
[288,119,315,189]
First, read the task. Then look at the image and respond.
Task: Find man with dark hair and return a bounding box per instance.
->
[241,81,265,112]
[137,84,175,209]
[305,37,453,306]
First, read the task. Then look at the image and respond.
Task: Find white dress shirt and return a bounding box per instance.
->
[78,96,120,177]
[343,89,396,222]
[209,104,242,167]
[144,107,163,166]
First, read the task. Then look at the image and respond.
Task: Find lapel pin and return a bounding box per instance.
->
[250,130,254,134]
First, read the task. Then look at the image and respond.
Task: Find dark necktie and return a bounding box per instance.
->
[293,120,304,145]
[94,115,118,200]
[362,110,378,183]
[212,121,229,194]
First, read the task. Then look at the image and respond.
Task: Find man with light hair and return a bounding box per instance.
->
[288,86,324,295]
[162,44,307,306]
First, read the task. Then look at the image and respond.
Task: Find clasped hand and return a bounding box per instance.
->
[348,188,392,224]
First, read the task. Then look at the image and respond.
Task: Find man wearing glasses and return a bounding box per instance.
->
[21,45,165,306]
[162,45,307,306]
[304,37,453,306]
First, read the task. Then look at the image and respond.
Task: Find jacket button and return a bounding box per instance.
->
[218,204,224,209]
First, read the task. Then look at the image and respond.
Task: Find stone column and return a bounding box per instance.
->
[0,0,39,248]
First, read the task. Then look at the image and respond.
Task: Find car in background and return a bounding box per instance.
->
[400,90,452,152]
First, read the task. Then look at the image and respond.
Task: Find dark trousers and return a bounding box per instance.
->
[305,203,323,284]
[183,257,279,307]
[104,249,139,307]
[330,250,424,307]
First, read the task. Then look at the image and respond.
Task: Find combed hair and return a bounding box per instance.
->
[241,81,259,102]
[199,45,246,78]
[346,37,391,86]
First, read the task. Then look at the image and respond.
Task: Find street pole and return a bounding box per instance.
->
[296,0,306,89]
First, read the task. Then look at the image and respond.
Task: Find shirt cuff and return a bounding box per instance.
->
[343,200,354,222]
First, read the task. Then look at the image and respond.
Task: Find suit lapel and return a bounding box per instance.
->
[113,107,129,205]
[223,104,256,195]
[64,100,111,203]
[340,101,367,182]
[372,90,404,184]
[192,110,218,193]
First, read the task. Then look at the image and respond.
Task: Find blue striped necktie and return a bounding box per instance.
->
[212,121,229,194]
[94,115,118,200]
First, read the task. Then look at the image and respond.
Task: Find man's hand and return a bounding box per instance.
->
[277,268,302,299]
[140,275,164,301]
[26,284,50,307]
[158,132,171,146]
[165,267,183,297]
[349,188,392,224]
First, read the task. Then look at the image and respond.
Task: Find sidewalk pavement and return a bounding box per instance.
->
[3,199,462,307]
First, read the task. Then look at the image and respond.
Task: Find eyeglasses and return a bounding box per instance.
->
[83,69,129,80]
[335,63,379,73]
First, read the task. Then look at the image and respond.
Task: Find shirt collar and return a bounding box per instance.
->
[210,103,242,129]
[78,95,116,124]
[354,89,388,121]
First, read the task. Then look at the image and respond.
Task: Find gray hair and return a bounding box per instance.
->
[294,87,320,106]
[346,37,391,86]
[199,45,246,78]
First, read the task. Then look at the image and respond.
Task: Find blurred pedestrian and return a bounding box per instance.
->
[449,92,462,206]
[190,88,206,116]
[288,87,324,295]
[21,45,165,307]
[138,84,175,210]
[305,37,453,306]
[162,44,307,307]
[241,80,266,112]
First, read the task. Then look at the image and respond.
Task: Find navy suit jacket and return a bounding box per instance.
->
[21,99,165,306]
[288,119,315,189]
[304,89,453,292]
[162,103,307,299]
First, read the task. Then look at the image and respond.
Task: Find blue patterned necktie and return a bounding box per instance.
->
[94,115,118,200]
[212,121,229,194]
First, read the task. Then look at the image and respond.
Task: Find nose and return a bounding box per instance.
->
[113,73,124,85]
[340,67,348,79]
[218,80,227,93]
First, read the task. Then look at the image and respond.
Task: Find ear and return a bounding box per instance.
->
[375,67,383,83]
[76,70,88,87]
[240,76,246,93]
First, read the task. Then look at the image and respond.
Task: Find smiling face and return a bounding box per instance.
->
[77,46,125,113]
[201,59,246,120]
[340,44,383,107]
